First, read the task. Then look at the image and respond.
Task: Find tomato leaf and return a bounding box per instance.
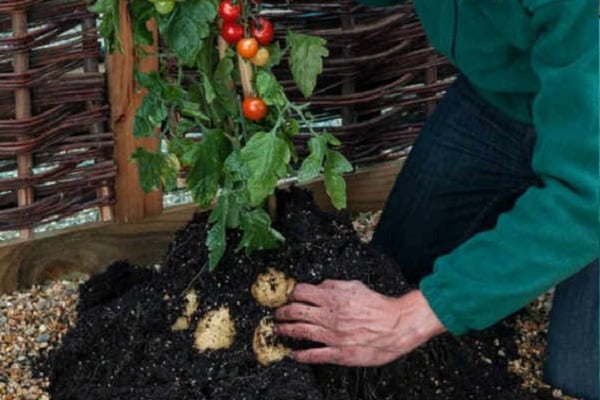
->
[213,57,238,116]
[286,31,329,98]
[323,149,352,210]
[89,0,120,52]
[207,196,228,271]
[256,70,286,107]
[297,135,327,182]
[237,208,284,255]
[134,92,166,137]
[160,0,218,65]
[186,130,232,208]
[129,0,155,46]
[241,132,291,206]
[130,147,179,192]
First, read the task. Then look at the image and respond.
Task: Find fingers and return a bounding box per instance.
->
[289,283,330,306]
[276,322,336,345]
[293,347,400,367]
[275,303,330,325]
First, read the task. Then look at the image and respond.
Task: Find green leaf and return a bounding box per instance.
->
[130,0,155,46]
[213,57,238,116]
[186,130,232,208]
[287,31,329,98]
[323,149,352,210]
[224,150,251,183]
[200,72,217,104]
[256,70,286,107]
[135,71,164,93]
[266,43,283,68]
[181,101,211,121]
[89,0,120,52]
[241,132,291,206]
[297,135,327,182]
[324,132,341,146]
[130,147,179,192]
[160,0,218,65]
[175,118,197,136]
[206,196,228,271]
[134,93,166,137]
[237,209,284,255]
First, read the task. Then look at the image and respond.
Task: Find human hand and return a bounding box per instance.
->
[275,280,446,366]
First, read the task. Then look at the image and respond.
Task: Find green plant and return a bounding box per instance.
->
[91,0,353,270]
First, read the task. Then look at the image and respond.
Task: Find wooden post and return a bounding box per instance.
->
[83,17,114,223]
[12,11,34,239]
[106,2,162,223]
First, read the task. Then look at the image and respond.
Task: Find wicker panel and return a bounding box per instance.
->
[0,0,115,233]
[264,0,455,164]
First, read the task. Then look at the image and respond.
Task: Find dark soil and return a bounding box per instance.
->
[46,189,556,400]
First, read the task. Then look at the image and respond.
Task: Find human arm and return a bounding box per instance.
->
[420,0,599,335]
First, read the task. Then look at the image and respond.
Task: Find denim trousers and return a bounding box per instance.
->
[371,76,599,399]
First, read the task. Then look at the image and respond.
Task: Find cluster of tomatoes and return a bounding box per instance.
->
[219,0,274,121]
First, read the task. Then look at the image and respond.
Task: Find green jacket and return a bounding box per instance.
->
[360,0,599,334]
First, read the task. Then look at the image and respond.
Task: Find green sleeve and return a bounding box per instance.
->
[420,0,599,335]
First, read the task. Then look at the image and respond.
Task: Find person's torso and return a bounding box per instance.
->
[412,0,540,122]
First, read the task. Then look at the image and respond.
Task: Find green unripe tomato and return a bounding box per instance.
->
[154,0,175,14]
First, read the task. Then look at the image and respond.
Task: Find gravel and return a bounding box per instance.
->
[0,278,84,400]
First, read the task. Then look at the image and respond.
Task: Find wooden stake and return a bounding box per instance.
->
[106,3,162,223]
[83,17,114,223]
[12,11,34,239]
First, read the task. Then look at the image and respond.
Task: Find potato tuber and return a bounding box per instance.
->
[252,317,291,366]
[251,268,296,308]
[193,306,236,351]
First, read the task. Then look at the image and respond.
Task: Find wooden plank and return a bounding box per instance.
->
[0,159,404,294]
[308,158,404,212]
[0,204,199,294]
[106,5,162,223]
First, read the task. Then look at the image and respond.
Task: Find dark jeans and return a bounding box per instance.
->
[372,76,599,399]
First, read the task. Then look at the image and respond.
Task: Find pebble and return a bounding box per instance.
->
[0,277,85,400]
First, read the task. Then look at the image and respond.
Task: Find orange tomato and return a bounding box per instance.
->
[237,38,259,59]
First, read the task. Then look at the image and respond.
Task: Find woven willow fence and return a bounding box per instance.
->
[0,0,453,239]
[0,0,114,238]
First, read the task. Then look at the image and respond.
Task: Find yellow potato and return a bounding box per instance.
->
[253,317,291,366]
[193,306,236,352]
[170,290,199,331]
[251,268,296,308]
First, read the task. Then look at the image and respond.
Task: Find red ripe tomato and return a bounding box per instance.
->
[218,0,241,22]
[221,22,244,45]
[242,97,267,121]
[237,37,259,59]
[250,17,274,46]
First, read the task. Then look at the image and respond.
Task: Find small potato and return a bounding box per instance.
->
[170,290,199,331]
[253,317,291,366]
[251,268,296,308]
[193,306,236,352]
[171,316,189,331]
[183,290,198,318]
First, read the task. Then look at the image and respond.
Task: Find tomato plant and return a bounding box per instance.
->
[237,37,259,59]
[91,0,351,270]
[250,17,274,46]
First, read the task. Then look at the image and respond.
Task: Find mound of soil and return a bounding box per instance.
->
[46,189,555,400]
